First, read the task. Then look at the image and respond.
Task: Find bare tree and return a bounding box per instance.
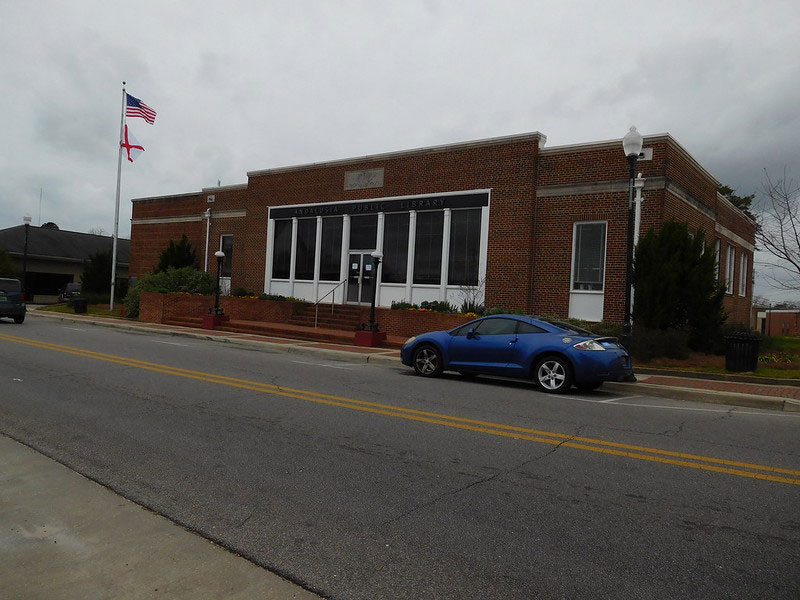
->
[756,168,800,292]
[88,226,107,235]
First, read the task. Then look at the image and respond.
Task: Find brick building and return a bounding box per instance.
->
[130,131,755,324]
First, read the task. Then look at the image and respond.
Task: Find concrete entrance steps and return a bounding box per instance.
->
[287,303,364,330]
[161,316,407,349]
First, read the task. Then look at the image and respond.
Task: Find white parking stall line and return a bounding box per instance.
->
[153,340,190,347]
[600,395,644,403]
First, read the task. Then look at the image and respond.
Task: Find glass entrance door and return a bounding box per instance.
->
[347,252,376,304]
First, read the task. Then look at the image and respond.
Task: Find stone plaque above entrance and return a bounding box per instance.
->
[344,168,384,190]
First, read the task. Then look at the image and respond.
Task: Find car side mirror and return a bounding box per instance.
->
[466,329,476,339]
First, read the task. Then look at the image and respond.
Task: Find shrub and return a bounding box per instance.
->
[710,322,757,355]
[630,326,690,362]
[391,300,416,310]
[231,287,256,297]
[460,299,485,315]
[420,300,457,313]
[124,266,214,318]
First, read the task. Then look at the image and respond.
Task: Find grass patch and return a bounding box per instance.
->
[637,350,800,379]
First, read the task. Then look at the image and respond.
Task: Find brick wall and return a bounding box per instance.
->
[129,132,756,327]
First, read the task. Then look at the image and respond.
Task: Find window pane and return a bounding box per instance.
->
[413,211,444,285]
[272,220,292,279]
[572,223,606,291]
[220,235,233,277]
[382,213,409,283]
[320,217,343,281]
[474,318,518,335]
[448,209,481,286]
[518,321,545,334]
[350,215,377,250]
[295,219,317,280]
[726,245,735,294]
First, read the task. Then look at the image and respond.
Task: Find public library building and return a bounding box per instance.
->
[130,131,756,325]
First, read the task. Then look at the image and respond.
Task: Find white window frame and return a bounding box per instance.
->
[726,244,735,295]
[739,252,748,297]
[570,221,608,293]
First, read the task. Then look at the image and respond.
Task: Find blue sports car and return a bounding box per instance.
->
[400,314,634,393]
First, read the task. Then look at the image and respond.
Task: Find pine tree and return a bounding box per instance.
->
[155,235,197,272]
[81,250,112,293]
[633,221,727,350]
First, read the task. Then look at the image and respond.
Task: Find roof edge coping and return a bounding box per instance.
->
[540,133,720,188]
[246,131,547,177]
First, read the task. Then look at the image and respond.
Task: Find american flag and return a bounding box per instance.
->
[125,93,157,124]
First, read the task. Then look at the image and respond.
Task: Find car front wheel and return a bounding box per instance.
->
[534,356,573,394]
[13,314,25,324]
[412,345,443,378]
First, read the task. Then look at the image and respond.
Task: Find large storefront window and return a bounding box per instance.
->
[572,222,606,291]
[319,217,343,281]
[382,213,409,283]
[272,220,292,279]
[350,214,377,249]
[448,209,481,286]
[295,218,317,280]
[414,211,444,285]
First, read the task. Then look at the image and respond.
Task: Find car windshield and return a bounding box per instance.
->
[538,317,593,336]
[0,279,21,293]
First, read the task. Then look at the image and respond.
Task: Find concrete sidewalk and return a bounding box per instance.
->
[0,434,321,600]
[28,309,800,412]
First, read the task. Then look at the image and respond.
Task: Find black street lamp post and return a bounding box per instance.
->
[22,215,31,300]
[367,250,383,332]
[213,250,225,315]
[621,126,643,350]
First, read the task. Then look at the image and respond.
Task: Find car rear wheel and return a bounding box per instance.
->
[412,345,443,378]
[534,356,573,394]
[13,314,24,324]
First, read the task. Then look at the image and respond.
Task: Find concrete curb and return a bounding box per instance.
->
[28,311,798,412]
[636,367,800,388]
[29,310,398,365]
[602,381,790,411]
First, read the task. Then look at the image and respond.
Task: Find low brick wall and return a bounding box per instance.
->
[139,292,473,336]
[375,308,473,338]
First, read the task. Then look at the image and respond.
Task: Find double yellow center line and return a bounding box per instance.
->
[3,332,799,486]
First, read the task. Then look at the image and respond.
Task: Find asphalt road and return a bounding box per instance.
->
[1,317,799,599]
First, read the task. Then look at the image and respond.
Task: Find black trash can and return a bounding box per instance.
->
[72,297,88,314]
[724,332,760,372]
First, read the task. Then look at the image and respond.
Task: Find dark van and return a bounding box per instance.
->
[0,278,26,324]
[59,282,82,302]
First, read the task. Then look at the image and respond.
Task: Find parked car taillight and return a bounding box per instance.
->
[573,339,606,351]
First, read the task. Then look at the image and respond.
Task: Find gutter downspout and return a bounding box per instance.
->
[204,208,212,272]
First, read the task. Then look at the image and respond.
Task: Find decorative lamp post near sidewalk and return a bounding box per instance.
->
[621,126,644,351]
[22,215,31,300]
[202,250,230,329]
[354,250,387,347]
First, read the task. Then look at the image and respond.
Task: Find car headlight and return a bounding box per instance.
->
[403,336,417,347]
[573,339,606,351]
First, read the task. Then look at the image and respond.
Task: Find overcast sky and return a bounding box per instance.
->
[1,1,798,301]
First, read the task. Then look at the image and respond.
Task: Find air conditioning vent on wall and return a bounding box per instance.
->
[207,194,215,203]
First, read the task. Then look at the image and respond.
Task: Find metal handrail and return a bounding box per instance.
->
[313,280,347,328]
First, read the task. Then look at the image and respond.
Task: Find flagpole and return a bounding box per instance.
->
[111,82,126,311]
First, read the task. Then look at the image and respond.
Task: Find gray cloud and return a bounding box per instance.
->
[1,0,798,300]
